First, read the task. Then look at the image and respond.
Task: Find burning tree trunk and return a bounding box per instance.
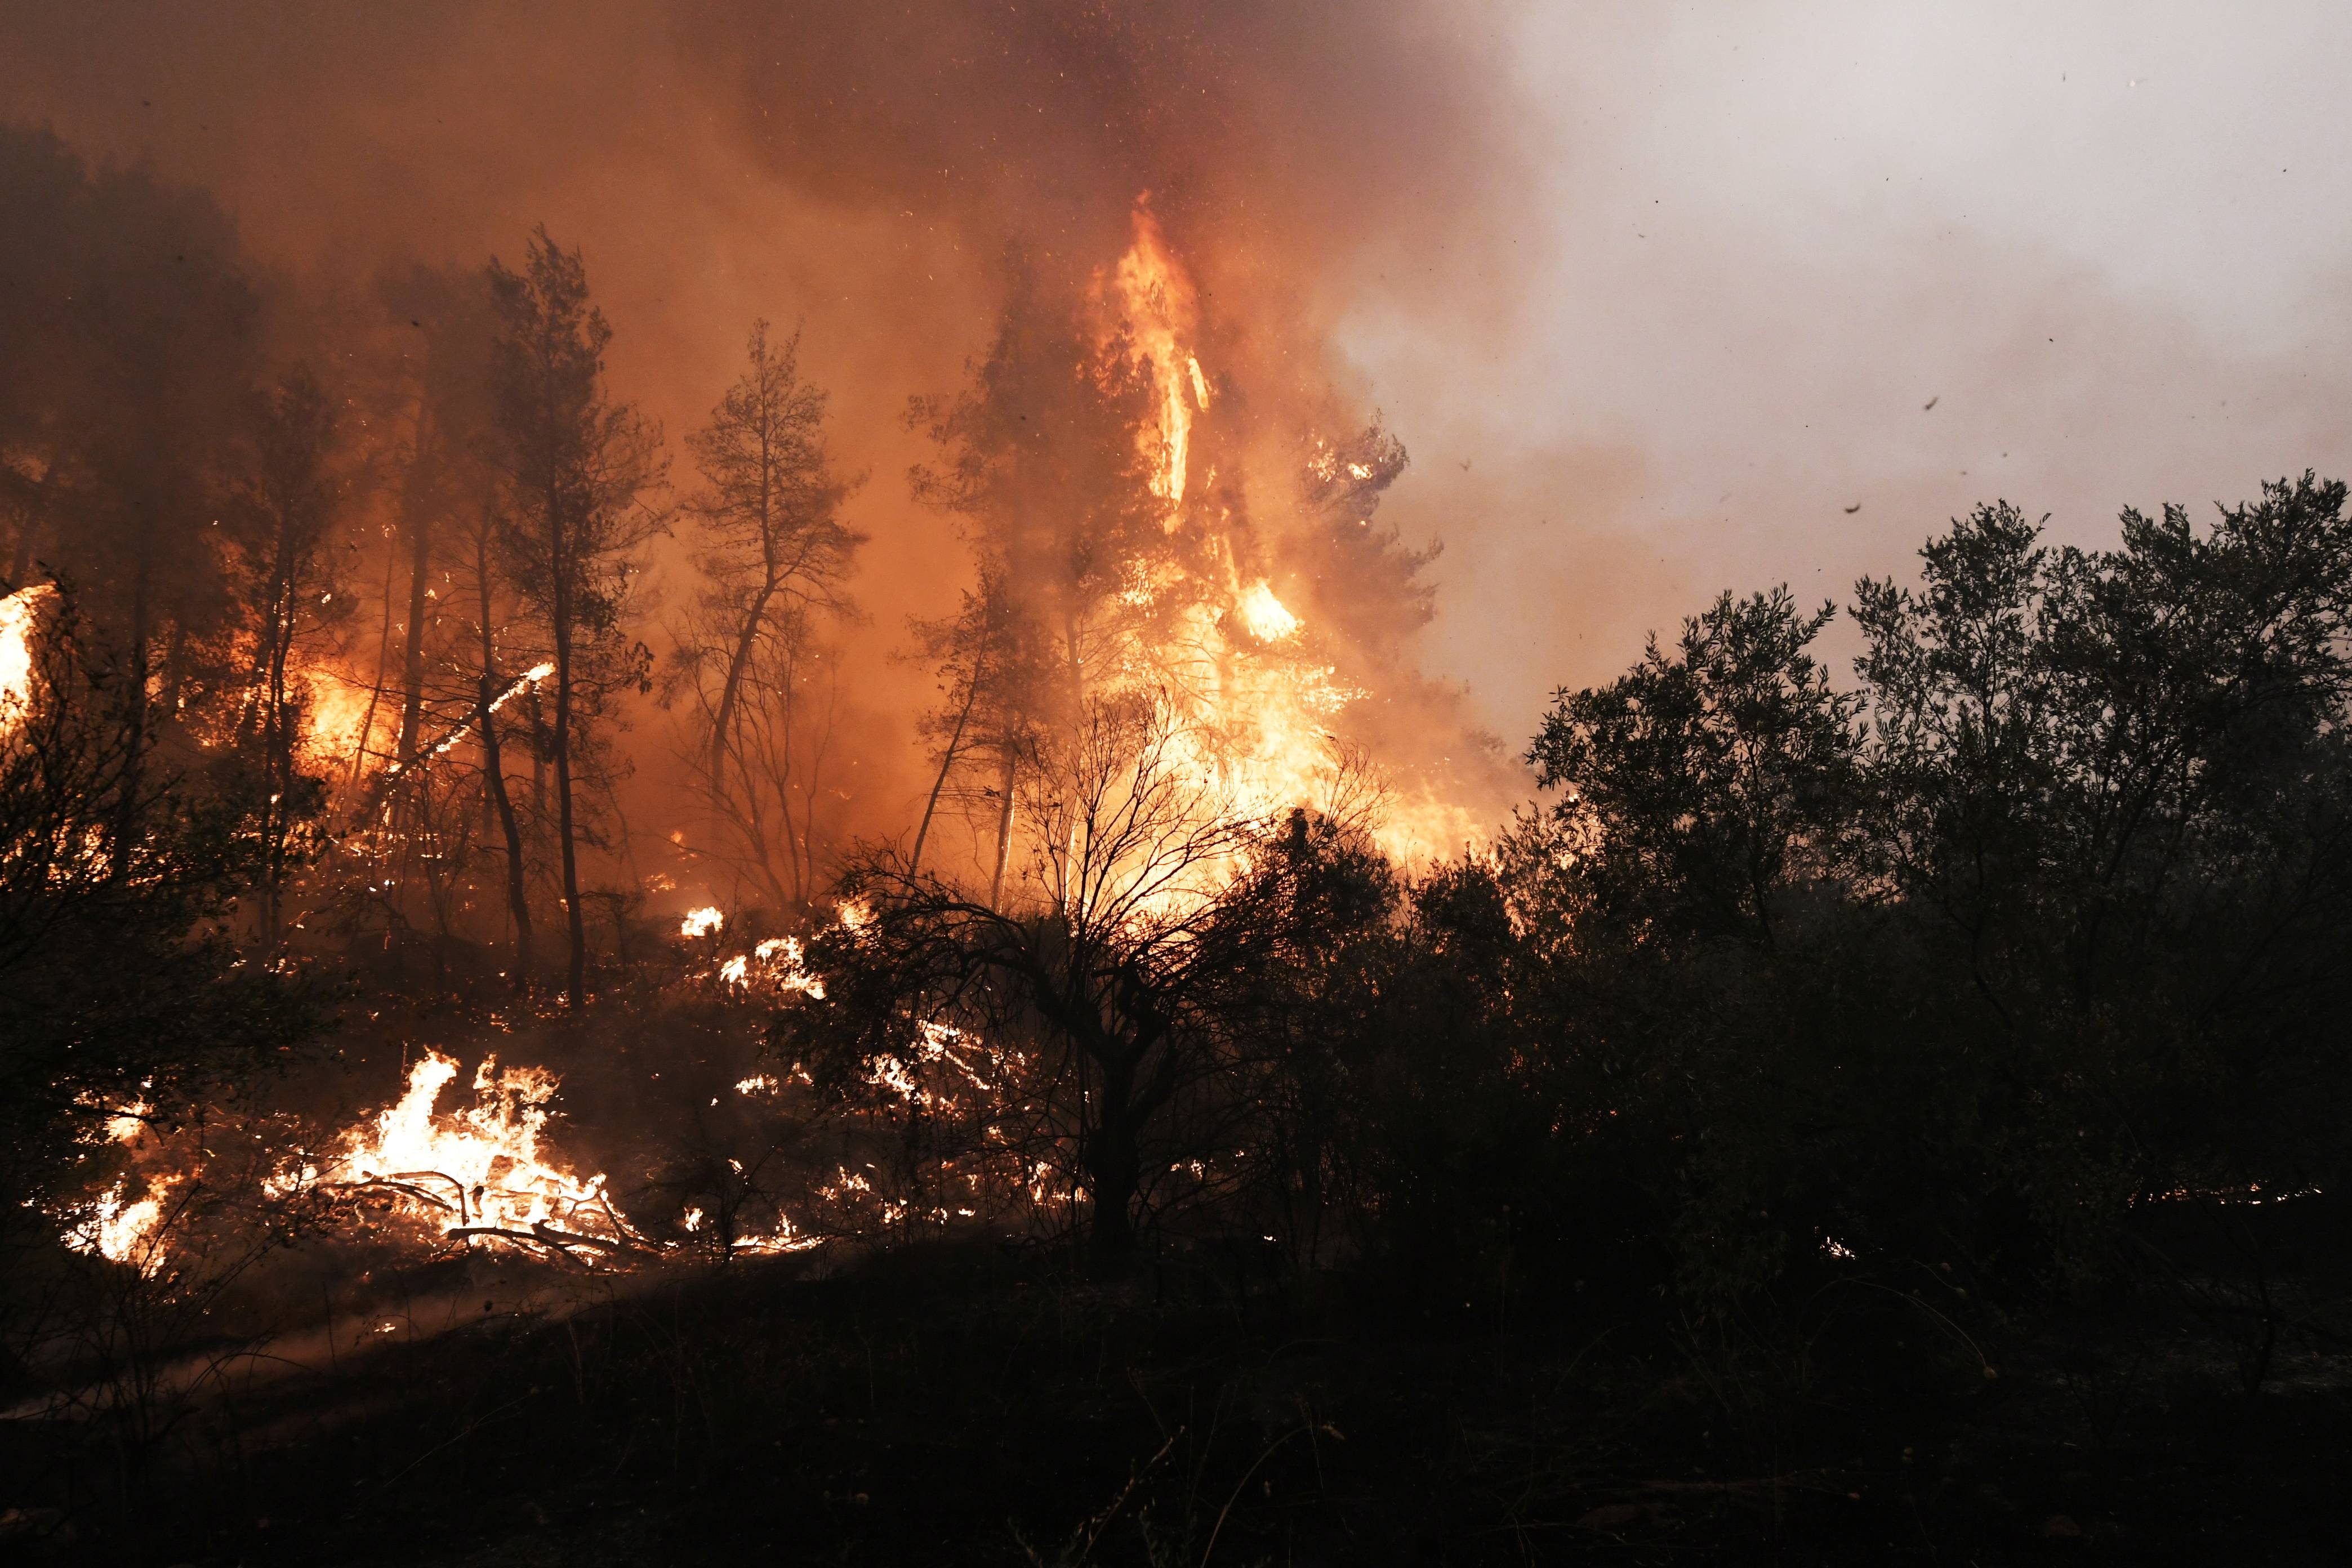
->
[393,406,438,768]
[549,541,584,1004]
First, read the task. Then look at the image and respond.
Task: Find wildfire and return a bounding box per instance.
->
[1086,208,1364,838]
[291,1047,819,1264]
[1083,203,1489,865]
[710,933,827,998]
[68,1177,168,1271]
[1074,203,1490,865]
[61,1094,170,1269]
[1106,200,1212,509]
[0,582,56,735]
[1235,581,1302,643]
[297,660,378,764]
[680,905,724,938]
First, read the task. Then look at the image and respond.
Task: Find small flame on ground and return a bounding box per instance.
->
[710,934,826,997]
[680,906,724,938]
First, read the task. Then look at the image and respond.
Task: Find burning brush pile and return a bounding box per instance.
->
[52,888,1134,1286]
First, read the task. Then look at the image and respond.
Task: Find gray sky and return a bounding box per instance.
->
[1365,2,2352,733]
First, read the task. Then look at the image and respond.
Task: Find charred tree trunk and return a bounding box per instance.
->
[708,579,772,849]
[910,652,981,881]
[527,688,548,818]
[112,539,154,868]
[396,506,433,764]
[393,403,437,767]
[259,547,296,951]
[549,505,586,1009]
[472,529,532,992]
[1086,1059,1142,1259]
[482,696,533,992]
[348,541,400,794]
[5,478,39,588]
[988,746,1018,911]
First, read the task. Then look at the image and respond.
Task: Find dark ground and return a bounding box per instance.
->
[6,1217,2351,1567]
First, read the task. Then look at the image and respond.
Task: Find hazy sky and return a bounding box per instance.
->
[7,1,2349,761]
[1367,1,2352,728]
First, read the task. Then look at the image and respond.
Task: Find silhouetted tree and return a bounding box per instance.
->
[485,229,665,1007]
[671,322,863,911]
[1530,586,1863,950]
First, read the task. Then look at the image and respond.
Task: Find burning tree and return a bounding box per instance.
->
[786,692,1393,1257]
[906,207,1467,906]
[906,251,1174,899]
[670,322,865,913]
[221,366,350,950]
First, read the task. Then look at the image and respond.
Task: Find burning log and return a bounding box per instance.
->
[368,1170,473,1220]
[338,1175,462,1217]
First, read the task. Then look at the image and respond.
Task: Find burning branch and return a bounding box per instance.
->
[375,660,555,791]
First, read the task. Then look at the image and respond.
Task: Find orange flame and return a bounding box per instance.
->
[1106,201,1211,511]
[1083,201,1484,866]
[0,582,56,736]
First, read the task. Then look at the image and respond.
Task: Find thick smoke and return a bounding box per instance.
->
[0,1,1542,879]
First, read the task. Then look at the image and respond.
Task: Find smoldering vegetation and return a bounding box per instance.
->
[1,11,2351,1563]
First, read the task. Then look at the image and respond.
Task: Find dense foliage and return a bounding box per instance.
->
[783,479,2352,1328]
